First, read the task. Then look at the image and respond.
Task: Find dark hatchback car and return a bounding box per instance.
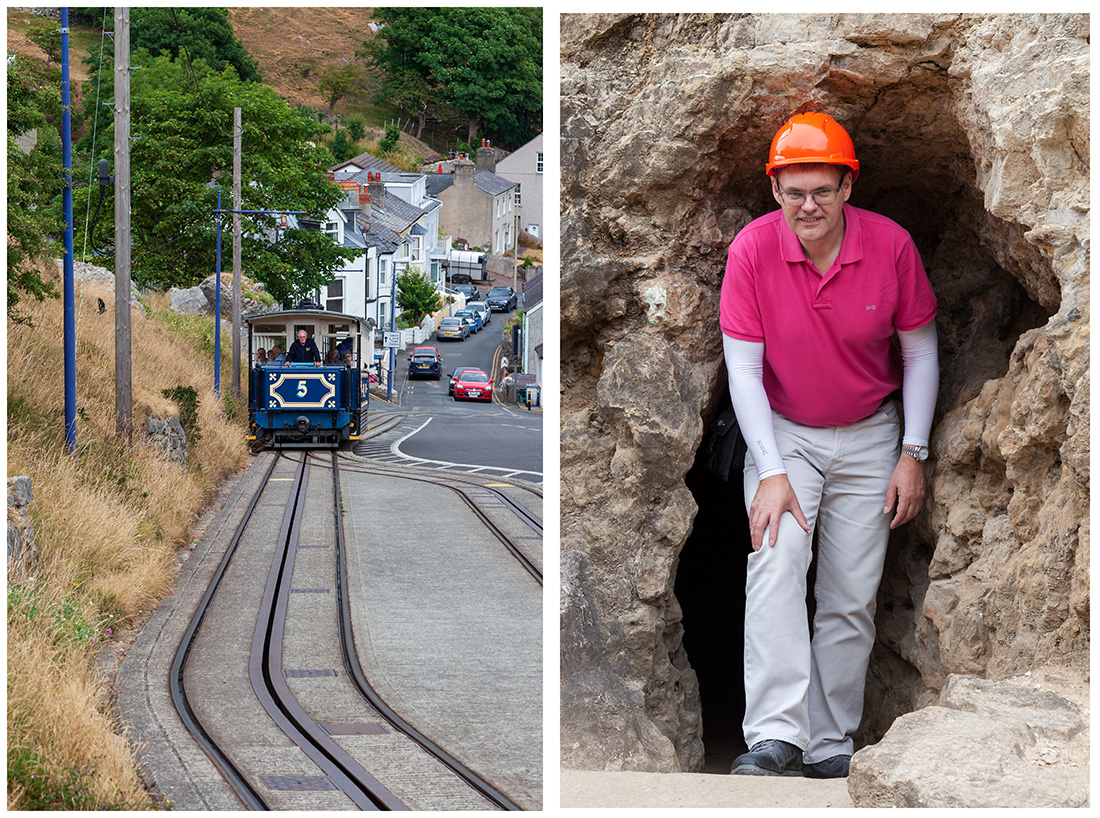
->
[453,283,481,302]
[407,346,443,379]
[486,286,517,311]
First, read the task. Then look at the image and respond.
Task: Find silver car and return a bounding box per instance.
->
[438,316,471,341]
[465,300,492,325]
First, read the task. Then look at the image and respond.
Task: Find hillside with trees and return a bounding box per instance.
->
[6,6,543,312]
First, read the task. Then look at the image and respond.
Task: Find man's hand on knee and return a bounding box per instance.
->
[749,474,811,551]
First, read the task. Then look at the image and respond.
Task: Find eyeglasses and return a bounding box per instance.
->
[775,182,844,206]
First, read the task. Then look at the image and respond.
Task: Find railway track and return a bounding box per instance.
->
[168,450,541,810]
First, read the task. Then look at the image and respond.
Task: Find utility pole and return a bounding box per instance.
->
[114,7,133,442]
[232,107,242,397]
[61,8,76,453]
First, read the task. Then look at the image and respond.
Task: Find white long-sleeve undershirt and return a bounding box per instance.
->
[722,322,939,479]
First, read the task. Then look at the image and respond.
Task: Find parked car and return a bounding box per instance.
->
[448,366,482,396]
[438,316,471,341]
[452,368,493,402]
[407,346,443,379]
[454,308,483,333]
[466,301,491,325]
[486,286,517,311]
[453,283,480,302]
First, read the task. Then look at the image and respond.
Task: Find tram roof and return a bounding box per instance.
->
[246,308,367,330]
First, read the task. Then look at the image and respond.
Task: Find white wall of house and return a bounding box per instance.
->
[492,190,517,254]
[497,133,544,240]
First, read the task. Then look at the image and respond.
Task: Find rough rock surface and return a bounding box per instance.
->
[57,259,145,313]
[849,668,1089,807]
[7,476,37,582]
[169,274,271,318]
[559,11,1089,788]
[144,416,188,467]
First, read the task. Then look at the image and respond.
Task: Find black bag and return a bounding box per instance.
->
[702,405,747,481]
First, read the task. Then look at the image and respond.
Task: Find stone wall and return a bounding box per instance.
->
[7,476,37,582]
[560,13,1088,773]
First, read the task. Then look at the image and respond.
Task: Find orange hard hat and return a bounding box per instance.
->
[766,112,859,181]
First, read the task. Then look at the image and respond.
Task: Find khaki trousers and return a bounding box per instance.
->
[741,401,900,763]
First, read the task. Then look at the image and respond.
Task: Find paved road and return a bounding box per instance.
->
[365,308,543,483]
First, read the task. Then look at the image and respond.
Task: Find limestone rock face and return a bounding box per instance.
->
[560,13,1088,776]
[7,476,37,582]
[849,669,1089,807]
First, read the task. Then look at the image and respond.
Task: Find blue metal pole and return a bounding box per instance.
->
[387,265,396,402]
[215,187,222,397]
[61,8,77,453]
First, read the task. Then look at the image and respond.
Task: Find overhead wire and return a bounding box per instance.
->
[80,9,110,263]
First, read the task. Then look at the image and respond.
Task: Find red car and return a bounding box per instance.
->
[452,368,493,402]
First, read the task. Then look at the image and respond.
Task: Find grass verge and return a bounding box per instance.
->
[7,260,251,809]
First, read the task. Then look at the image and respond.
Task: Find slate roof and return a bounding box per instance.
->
[474,168,518,196]
[329,152,403,175]
[425,174,455,197]
[424,168,518,198]
[354,212,401,254]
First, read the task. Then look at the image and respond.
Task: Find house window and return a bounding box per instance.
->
[326,278,344,313]
[380,259,388,285]
[324,221,339,241]
[411,236,422,262]
[430,259,440,282]
[515,184,521,206]
[536,151,543,173]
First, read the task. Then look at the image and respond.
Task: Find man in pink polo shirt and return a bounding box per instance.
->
[721,113,939,778]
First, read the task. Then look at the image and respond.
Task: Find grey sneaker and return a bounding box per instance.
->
[730,739,803,776]
[802,754,851,779]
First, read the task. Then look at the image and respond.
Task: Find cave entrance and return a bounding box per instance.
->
[676,100,1052,772]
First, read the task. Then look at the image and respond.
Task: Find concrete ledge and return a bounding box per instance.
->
[560,769,852,808]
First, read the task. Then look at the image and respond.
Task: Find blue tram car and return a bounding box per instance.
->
[246,308,370,448]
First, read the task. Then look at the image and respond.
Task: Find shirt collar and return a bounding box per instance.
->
[778,203,865,266]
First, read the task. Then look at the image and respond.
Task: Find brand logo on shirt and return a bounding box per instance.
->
[866,305,877,310]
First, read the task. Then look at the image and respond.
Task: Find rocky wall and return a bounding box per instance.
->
[560,13,1088,773]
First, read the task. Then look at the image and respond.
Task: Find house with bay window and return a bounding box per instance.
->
[297,153,449,330]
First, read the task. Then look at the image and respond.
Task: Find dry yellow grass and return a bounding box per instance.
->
[7,259,252,808]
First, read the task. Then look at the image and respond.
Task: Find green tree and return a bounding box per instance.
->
[316,61,365,119]
[379,122,401,153]
[344,115,366,143]
[330,128,354,163]
[7,54,64,324]
[362,8,543,149]
[74,51,355,302]
[77,7,261,83]
[395,267,442,325]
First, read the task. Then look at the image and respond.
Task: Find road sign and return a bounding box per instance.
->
[383,332,402,348]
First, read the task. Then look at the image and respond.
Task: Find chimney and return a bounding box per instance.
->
[327,170,336,181]
[357,182,371,215]
[475,138,496,173]
[454,155,475,186]
[366,170,385,208]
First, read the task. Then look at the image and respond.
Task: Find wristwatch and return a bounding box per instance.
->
[901,444,929,461]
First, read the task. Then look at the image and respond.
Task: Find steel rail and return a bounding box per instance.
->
[326,453,523,810]
[249,453,408,811]
[170,453,279,810]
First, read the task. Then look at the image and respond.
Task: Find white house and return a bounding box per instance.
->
[306,154,450,331]
[496,133,544,241]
